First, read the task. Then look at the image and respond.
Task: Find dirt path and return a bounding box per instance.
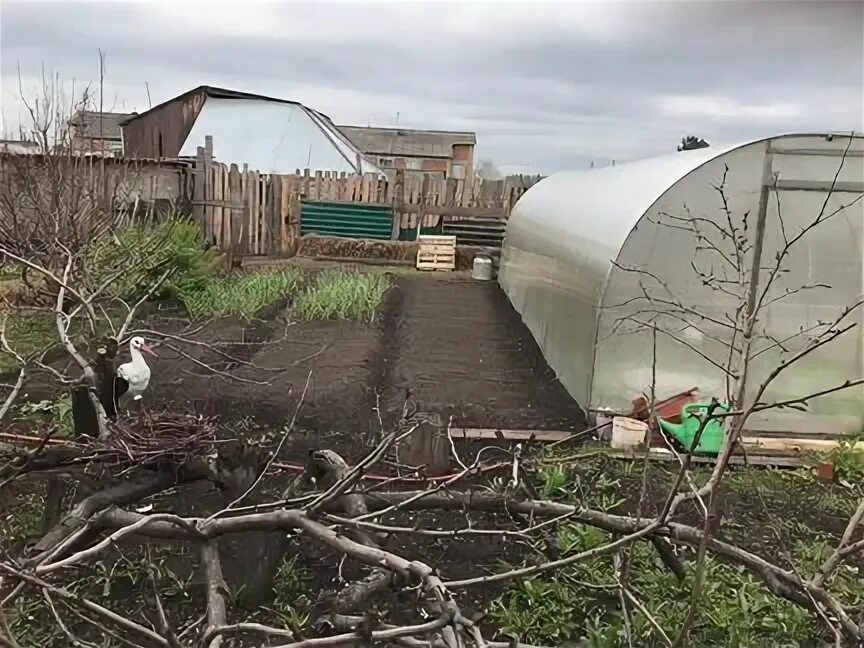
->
[387,275,585,430]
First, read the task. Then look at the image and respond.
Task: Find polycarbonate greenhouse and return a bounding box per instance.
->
[500,133,864,435]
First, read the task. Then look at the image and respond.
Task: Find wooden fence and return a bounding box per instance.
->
[189,137,542,259]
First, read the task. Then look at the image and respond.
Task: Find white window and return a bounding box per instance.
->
[379,157,393,167]
[451,164,465,179]
[406,158,423,171]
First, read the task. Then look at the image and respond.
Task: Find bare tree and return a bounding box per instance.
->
[677,136,710,151]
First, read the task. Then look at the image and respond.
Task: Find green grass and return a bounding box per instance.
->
[294,269,391,321]
[0,311,56,371]
[180,268,302,319]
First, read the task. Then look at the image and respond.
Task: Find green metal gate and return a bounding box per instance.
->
[300,201,394,240]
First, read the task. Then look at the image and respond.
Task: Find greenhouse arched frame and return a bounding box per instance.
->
[499,133,864,435]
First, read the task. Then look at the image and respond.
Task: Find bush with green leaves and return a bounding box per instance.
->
[294,269,391,321]
[490,523,815,647]
[86,219,223,301]
[180,268,302,319]
[16,395,74,437]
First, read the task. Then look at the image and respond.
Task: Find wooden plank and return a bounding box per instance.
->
[739,436,864,455]
[288,187,302,251]
[418,205,506,218]
[605,447,817,468]
[255,173,267,254]
[416,262,456,271]
[260,175,270,255]
[418,235,456,244]
[449,428,574,442]
[279,175,290,254]
[392,169,405,239]
[203,136,214,243]
[221,165,231,250]
[191,200,245,209]
[192,147,206,237]
[228,164,243,267]
[314,170,323,201]
[418,244,457,253]
[241,164,250,255]
[377,175,387,204]
[214,163,224,248]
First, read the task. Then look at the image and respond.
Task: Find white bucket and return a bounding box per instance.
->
[611,417,649,450]
[472,255,493,280]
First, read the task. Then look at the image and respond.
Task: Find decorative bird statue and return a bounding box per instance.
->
[115,336,158,409]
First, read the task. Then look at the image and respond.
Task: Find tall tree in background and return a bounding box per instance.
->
[678,135,710,151]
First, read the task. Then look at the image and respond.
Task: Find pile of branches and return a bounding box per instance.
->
[90,412,221,471]
[0,412,227,485]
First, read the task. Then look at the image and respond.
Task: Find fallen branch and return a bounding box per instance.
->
[200,541,227,648]
[270,613,453,648]
[0,562,169,647]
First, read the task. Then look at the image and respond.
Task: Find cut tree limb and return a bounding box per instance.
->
[201,541,227,648]
[0,562,169,647]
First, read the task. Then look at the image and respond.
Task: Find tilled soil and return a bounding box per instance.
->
[146,272,586,444]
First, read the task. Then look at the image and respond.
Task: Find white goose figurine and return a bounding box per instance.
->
[116,336,158,405]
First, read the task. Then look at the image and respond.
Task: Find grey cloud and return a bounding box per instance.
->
[2,0,862,172]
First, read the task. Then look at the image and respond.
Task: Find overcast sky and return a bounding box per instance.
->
[1,0,862,173]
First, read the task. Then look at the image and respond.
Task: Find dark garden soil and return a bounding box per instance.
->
[142,272,587,456]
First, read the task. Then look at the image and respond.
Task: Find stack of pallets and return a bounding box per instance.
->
[416,235,456,271]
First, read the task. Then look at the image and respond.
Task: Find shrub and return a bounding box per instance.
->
[86,219,223,301]
[294,269,391,321]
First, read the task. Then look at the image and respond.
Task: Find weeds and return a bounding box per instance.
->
[270,557,311,632]
[0,310,55,371]
[181,268,301,319]
[294,269,391,321]
[490,453,840,646]
[16,395,74,437]
[1,491,45,544]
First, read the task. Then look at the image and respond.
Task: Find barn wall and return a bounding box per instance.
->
[123,89,208,158]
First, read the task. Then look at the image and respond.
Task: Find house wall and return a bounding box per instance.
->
[123,89,208,158]
[70,137,123,156]
[452,144,474,180]
[340,126,475,181]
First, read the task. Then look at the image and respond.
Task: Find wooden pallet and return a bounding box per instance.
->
[416,235,456,271]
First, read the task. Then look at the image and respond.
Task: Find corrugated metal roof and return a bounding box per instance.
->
[121,86,328,126]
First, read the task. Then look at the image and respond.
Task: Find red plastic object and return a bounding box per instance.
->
[815,462,835,481]
[628,388,701,424]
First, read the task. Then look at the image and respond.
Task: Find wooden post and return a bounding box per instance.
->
[279,175,291,254]
[269,175,282,255]
[392,169,405,239]
[289,187,302,252]
[227,164,242,268]
[192,146,206,235]
[203,137,214,244]
[419,173,430,231]
[249,169,260,255]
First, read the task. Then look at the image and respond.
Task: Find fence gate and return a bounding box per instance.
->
[300,201,394,240]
